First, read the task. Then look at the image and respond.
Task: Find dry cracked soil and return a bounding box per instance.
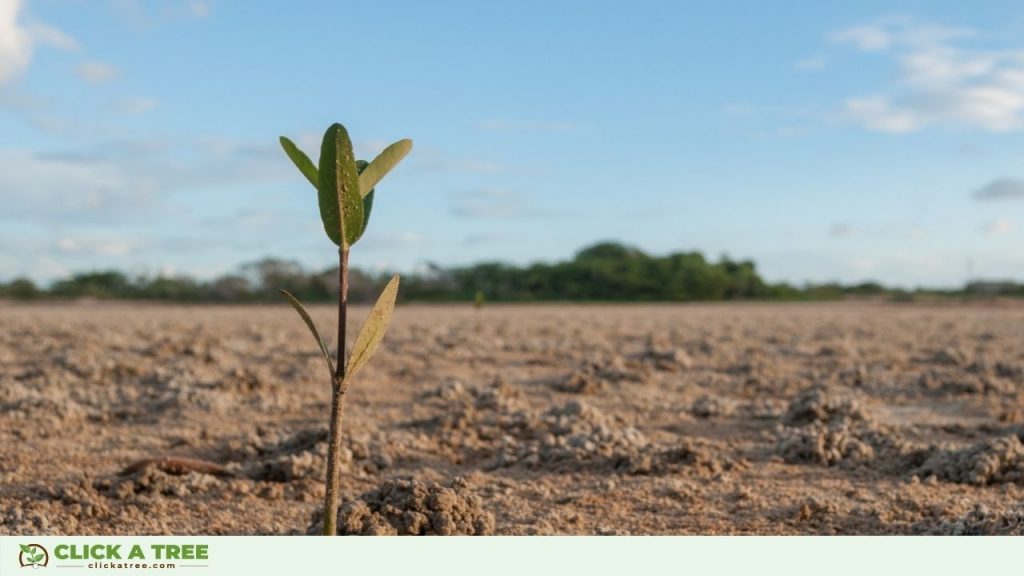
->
[1,301,1023,535]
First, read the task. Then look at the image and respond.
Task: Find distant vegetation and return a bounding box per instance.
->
[2,242,1021,303]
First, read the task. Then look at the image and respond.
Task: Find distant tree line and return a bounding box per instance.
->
[1,242,1021,303]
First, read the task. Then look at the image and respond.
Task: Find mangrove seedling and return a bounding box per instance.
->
[278,123,412,535]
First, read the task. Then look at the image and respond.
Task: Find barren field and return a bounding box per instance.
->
[1,301,1023,535]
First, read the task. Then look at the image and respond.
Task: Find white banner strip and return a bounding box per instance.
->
[1,535,1020,576]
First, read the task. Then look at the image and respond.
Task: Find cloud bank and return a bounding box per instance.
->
[834,19,1024,133]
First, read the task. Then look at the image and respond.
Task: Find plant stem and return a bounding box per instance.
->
[322,248,349,536]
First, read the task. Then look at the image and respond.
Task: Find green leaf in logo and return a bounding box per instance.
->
[19,544,33,554]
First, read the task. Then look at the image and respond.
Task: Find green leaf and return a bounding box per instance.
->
[358,139,412,198]
[317,123,363,247]
[352,160,374,244]
[31,554,43,563]
[360,190,374,238]
[344,275,400,384]
[20,544,33,554]
[279,289,335,381]
[279,136,318,189]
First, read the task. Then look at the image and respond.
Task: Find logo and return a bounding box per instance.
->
[18,544,48,568]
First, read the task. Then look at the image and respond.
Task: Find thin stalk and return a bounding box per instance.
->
[322,248,349,535]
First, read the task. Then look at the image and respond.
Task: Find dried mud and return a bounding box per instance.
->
[1,301,1022,535]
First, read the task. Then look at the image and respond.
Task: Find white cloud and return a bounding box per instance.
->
[28,21,80,51]
[187,1,210,19]
[451,188,541,219]
[75,60,119,84]
[0,135,307,281]
[361,231,425,250]
[843,96,920,133]
[720,103,754,117]
[828,221,926,240]
[0,150,156,221]
[114,97,158,115]
[0,0,78,84]
[831,25,892,51]
[983,218,1014,236]
[835,20,1024,132]
[113,0,212,28]
[0,137,289,225]
[0,0,33,83]
[774,125,812,138]
[462,233,506,246]
[452,201,530,219]
[900,47,993,86]
[56,236,135,257]
[166,0,210,20]
[795,55,826,71]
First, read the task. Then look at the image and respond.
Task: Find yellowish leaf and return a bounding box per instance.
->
[357,139,412,198]
[344,275,400,383]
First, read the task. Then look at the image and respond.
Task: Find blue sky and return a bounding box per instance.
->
[2,0,1023,288]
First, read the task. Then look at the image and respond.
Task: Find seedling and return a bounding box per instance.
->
[19,544,45,568]
[278,123,412,535]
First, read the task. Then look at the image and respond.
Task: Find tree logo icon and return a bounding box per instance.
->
[18,544,48,568]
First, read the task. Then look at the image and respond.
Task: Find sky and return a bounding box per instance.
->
[2,0,1024,288]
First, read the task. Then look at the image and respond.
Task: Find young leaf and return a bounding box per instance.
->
[279,136,318,189]
[353,160,374,244]
[360,189,375,237]
[344,275,400,383]
[20,545,33,554]
[317,123,363,247]
[358,139,412,198]
[279,289,336,380]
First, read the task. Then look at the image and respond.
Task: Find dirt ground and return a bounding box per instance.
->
[1,301,1023,535]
